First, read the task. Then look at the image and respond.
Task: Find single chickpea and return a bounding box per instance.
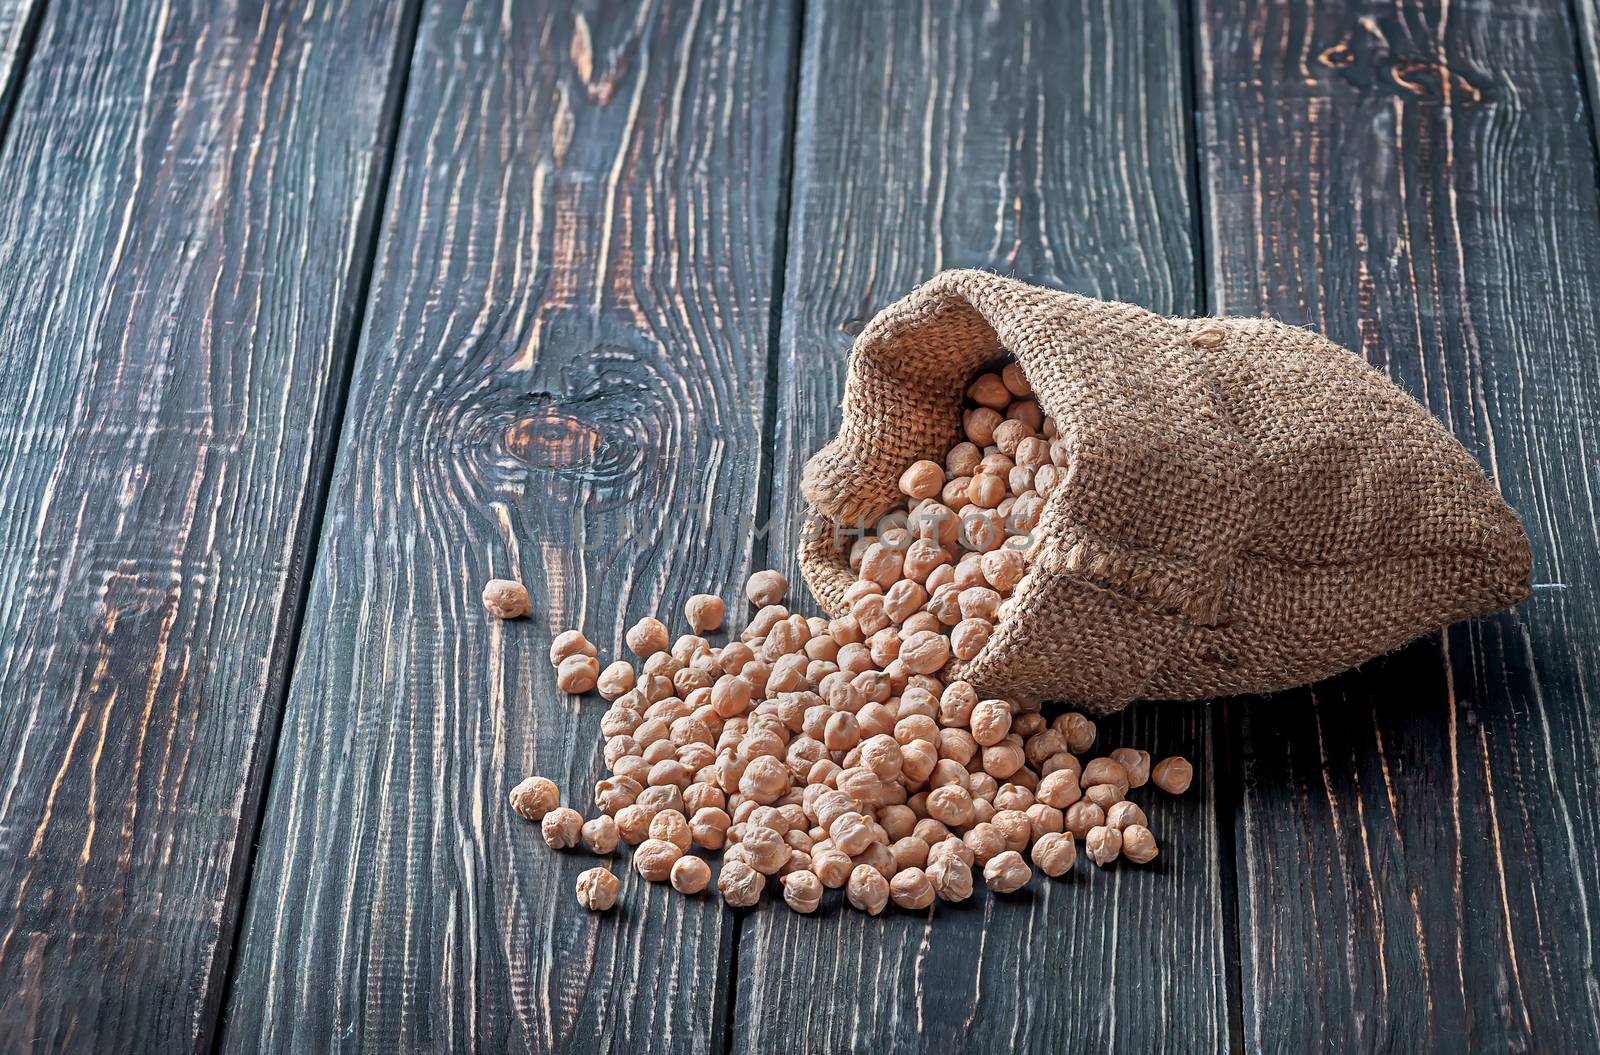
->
[859,735,904,781]
[991,809,1032,853]
[898,630,952,675]
[1081,757,1131,800]
[1000,362,1031,397]
[983,850,1032,893]
[811,848,854,888]
[782,870,824,913]
[1107,800,1145,832]
[741,826,790,875]
[925,785,976,828]
[980,549,1027,594]
[718,859,766,907]
[1057,712,1097,754]
[581,815,620,855]
[597,661,636,701]
[962,823,1006,865]
[829,811,877,856]
[549,629,597,667]
[541,807,582,849]
[648,810,693,852]
[926,850,974,902]
[967,373,1011,409]
[846,864,890,915]
[594,776,641,815]
[615,804,655,844]
[625,617,671,658]
[1031,832,1077,876]
[684,594,726,633]
[968,699,1012,748]
[632,838,684,881]
[1024,802,1064,841]
[481,579,532,619]
[556,655,600,694]
[889,866,936,910]
[1121,824,1159,864]
[1064,800,1105,839]
[575,867,621,910]
[949,618,993,661]
[745,570,788,606]
[1151,756,1194,794]
[1085,784,1124,810]
[739,755,790,804]
[1085,825,1122,867]
[899,460,946,500]
[963,407,1003,446]
[508,776,560,821]
[981,742,1026,780]
[670,856,713,894]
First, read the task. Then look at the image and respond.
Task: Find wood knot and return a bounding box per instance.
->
[503,408,602,471]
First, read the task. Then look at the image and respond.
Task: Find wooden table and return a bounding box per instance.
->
[0,1,1596,1051]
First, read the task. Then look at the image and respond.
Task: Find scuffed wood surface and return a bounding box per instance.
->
[222,0,797,1050]
[1197,0,1600,1050]
[732,1,1230,1051]
[0,0,42,126]
[0,0,414,1051]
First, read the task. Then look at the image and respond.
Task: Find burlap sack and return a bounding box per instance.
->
[798,270,1531,713]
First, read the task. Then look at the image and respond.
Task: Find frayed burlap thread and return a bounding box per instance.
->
[798,270,1531,714]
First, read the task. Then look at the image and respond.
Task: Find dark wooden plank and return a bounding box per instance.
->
[1196,1,1600,1050]
[1579,0,1600,153]
[733,2,1229,1051]
[0,1,415,1051]
[0,0,44,129]
[221,0,797,1050]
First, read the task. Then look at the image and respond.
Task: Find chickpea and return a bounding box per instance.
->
[926,849,974,902]
[1024,802,1065,841]
[509,776,559,821]
[1064,800,1105,839]
[649,810,693,852]
[1121,824,1159,864]
[1057,712,1097,754]
[1031,832,1077,876]
[633,838,684,881]
[540,807,582,849]
[829,811,877,857]
[581,815,620,855]
[950,618,993,661]
[597,661,636,701]
[1074,824,1121,870]
[1152,756,1194,794]
[671,856,713,894]
[745,570,788,606]
[925,785,976,828]
[741,825,790,875]
[899,460,946,500]
[889,866,936,910]
[482,579,532,619]
[963,407,1003,446]
[811,847,854,889]
[718,858,766,907]
[575,867,621,910]
[685,594,726,633]
[983,850,1032,893]
[846,864,890,915]
[556,655,601,694]
[968,699,1012,748]
[898,630,951,675]
[549,629,596,665]
[783,869,824,913]
[1084,783,1123,810]
[962,823,1006,866]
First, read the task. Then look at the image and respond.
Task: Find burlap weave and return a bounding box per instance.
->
[798,270,1531,713]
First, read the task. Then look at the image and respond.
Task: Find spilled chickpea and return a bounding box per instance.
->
[495,365,1193,913]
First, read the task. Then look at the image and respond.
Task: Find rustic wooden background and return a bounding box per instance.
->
[0,0,1594,1052]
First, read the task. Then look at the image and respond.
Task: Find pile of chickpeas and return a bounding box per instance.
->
[496,364,1194,915]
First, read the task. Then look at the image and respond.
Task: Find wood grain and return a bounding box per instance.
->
[733,2,1229,1051]
[221,0,797,1050]
[0,0,43,130]
[1196,0,1600,1049]
[0,0,414,1051]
